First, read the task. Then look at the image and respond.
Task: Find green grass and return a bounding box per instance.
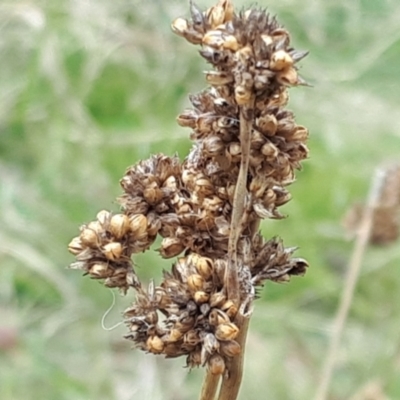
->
[1,0,400,399]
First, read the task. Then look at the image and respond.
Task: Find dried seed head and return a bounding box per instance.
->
[109,214,130,239]
[215,322,239,341]
[146,335,164,354]
[208,354,225,375]
[102,242,123,261]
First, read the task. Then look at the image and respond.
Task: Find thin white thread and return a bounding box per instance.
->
[101,290,124,331]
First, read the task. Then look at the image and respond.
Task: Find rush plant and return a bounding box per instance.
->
[68,1,310,398]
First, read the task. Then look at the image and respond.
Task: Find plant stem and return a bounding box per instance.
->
[199,372,221,400]
[226,100,255,307]
[313,166,387,400]
[217,312,250,400]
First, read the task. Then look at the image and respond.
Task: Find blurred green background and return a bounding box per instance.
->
[1,0,400,399]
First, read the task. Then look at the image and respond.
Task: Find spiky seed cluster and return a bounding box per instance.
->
[343,163,400,245]
[67,0,309,373]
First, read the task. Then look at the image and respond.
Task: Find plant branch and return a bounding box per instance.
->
[313,166,388,400]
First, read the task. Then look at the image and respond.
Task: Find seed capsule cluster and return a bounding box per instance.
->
[68,0,310,371]
[124,253,242,371]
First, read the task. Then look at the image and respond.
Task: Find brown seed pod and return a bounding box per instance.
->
[171,17,188,36]
[80,227,100,248]
[215,322,239,341]
[209,308,230,326]
[276,67,299,86]
[235,85,251,105]
[205,71,234,86]
[160,237,185,259]
[187,274,205,292]
[194,291,210,304]
[220,340,241,357]
[257,114,278,136]
[202,30,225,48]
[146,336,164,354]
[102,242,123,261]
[208,354,226,375]
[96,209,111,225]
[209,292,226,308]
[68,237,84,255]
[221,300,238,319]
[129,214,148,239]
[89,262,111,279]
[270,50,293,71]
[167,328,184,343]
[109,214,130,239]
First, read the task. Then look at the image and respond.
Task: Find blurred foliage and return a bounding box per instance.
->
[1,0,400,399]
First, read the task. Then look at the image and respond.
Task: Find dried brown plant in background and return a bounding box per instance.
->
[68,0,309,398]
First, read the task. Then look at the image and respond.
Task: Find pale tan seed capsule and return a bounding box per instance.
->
[177,110,197,128]
[168,328,183,343]
[109,214,130,239]
[215,322,239,341]
[258,114,278,136]
[161,176,178,193]
[270,50,293,71]
[235,85,251,105]
[222,35,239,51]
[209,309,230,326]
[102,242,123,261]
[143,186,163,205]
[205,71,233,86]
[209,292,226,308]
[194,256,213,280]
[146,336,164,354]
[187,274,205,292]
[195,177,214,196]
[129,214,148,238]
[184,330,200,346]
[206,5,225,28]
[276,67,299,86]
[261,142,279,158]
[80,227,99,247]
[220,340,241,357]
[68,237,84,255]
[96,209,110,225]
[203,333,220,355]
[89,262,111,278]
[194,291,210,304]
[222,0,234,22]
[145,311,158,325]
[171,17,188,36]
[221,300,238,319]
[160,237,185,258]
[228,142,241,157]
[208,354,225,375]
[261,34,273,47]
[202,30,224,48]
